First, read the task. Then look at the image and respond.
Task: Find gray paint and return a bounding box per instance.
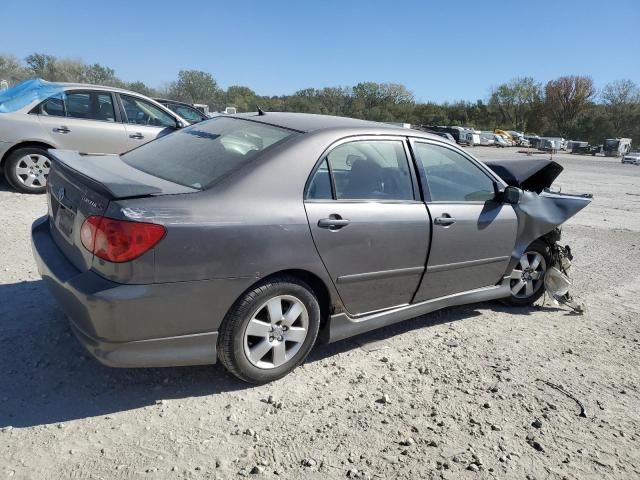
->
[32,112,591,368]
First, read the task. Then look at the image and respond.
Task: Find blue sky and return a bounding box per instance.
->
[2,0,638,103]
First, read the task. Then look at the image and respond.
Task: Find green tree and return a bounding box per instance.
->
[601,79,639,133]
[489,77,542,131]
[167,70,221,108]
[545,75,596,136]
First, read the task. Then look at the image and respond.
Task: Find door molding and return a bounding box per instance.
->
[337,266,425,284]
[426,255,510,273]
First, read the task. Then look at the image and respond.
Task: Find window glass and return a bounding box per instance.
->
[122,117,296,189]
[414,142,495,202]
[65,92,115,122]
[307,159,332,199]
[120,95,176,128]
[325,140,413,200]
[173,104,206,124]
[39,93,65,117]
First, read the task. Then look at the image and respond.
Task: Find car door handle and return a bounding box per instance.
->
[129,133,145,139]
[53,126,71,134]
[434,215,456,226]
[318,216,350,230]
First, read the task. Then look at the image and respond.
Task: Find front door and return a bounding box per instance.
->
[304,138,430,315]
[36,90,129,154]
[411,140,517,301]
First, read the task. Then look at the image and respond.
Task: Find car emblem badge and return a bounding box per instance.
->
[57,187,65,201]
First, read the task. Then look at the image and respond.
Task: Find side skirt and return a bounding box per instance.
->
[324,277,511,343]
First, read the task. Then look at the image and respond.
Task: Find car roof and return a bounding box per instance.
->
[154,98,197,108]
[55,82,151,96]
[228,111,418,134]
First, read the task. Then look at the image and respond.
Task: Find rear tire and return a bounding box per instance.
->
[4,147,51,194]
[504,240,551,306]
[217,276,320,384]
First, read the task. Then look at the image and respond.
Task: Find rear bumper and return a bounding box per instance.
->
[31,216,218,367]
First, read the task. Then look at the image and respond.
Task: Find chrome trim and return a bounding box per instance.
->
[337,266,424,284]
[426,256,510,273]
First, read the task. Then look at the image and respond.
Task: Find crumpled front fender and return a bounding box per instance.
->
[507,190,592,272]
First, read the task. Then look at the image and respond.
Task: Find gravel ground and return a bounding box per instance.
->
[1,149,639,479]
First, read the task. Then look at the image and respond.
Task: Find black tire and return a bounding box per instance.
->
[504,239,551,306]
[4,147,51,194]
[217,276,321,384]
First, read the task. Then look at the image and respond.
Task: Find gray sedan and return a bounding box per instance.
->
[32,113,591,383]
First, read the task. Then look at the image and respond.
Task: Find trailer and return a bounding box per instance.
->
[603,138,632,157]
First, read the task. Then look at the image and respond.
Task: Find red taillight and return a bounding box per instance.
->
[80,215,166,263]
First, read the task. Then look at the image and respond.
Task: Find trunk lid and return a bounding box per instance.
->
[46,149,197,272]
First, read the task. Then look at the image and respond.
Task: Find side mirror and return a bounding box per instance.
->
[501,185,522,204]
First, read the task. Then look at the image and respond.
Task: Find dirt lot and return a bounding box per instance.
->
[1,148,639,480]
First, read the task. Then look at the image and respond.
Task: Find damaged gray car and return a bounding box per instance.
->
[31,113,591,383]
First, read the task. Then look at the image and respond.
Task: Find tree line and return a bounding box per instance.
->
[2,53,638,144]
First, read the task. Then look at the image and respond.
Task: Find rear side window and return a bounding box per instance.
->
[321,140,414,200]
[39,93,65,117]
[35,91,115,122]
[122,117,296,189]
[66,92,115,122]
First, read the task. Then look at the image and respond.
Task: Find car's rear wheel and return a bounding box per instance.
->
[218,276,320,383]
[505,240,551,306]
[4,147,51,194]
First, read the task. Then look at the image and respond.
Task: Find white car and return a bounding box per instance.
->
[0,79,188,193]
[622,152,640,165]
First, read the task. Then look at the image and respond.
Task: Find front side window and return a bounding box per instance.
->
[122,117,296,189]
[414,142,495,202]
[120,95,176,128]
[323,140,414,200]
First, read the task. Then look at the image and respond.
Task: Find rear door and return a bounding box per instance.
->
[411,140,517,301]
[117,94,180,149]
[304,137,430,315]
[35,90,129,153]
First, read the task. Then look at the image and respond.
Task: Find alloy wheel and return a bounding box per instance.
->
[510,251,547,299]
[243,295,309,369]
[14,154,50,188]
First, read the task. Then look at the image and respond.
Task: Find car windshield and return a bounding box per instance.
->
[122,117,297,189]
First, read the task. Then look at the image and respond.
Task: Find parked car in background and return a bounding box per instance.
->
[479,132,496,146]
[622,151,640,165]
[0,79,188,193]
[603,138,632,157]
[32,112,590,383]
[155,98,209,124]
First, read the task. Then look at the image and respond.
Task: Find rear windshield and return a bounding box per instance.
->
[122,117,297,189]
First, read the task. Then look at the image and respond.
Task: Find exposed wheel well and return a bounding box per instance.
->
[1,141,55,170]
[254,269,332,329]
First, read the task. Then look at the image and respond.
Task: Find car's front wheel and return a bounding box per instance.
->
[4,147,51,194]
[218,276,320,383]
[505,240,551,306]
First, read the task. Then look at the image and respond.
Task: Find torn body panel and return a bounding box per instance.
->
[507,190,592,274]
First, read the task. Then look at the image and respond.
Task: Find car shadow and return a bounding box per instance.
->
[0,279,250,428]
[0,279,562,428]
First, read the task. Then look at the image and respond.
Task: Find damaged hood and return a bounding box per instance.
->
[483,158,563,193]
